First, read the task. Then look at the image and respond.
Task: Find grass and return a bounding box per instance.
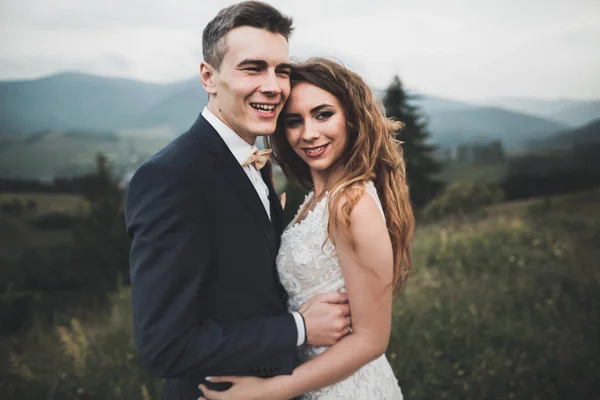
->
[2,188,600,399]
[388,187,600,399]
[0,193,86,253]
[487,186,600,218]
[3,290,163,399]
[0,192,92,257]
[0,214,73,255]
[0,132,172,179]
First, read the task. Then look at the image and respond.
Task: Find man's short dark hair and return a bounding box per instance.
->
[203,1,294,69]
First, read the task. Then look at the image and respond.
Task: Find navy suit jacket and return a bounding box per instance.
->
[125,114,297,399]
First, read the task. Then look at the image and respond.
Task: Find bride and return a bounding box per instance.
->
[200,58,415,400]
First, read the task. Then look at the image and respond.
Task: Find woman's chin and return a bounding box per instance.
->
[309,161,345,177]
[305,160,330,171]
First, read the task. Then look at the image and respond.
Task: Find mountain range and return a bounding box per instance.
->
[0,73,207,135]
[527,118,600,149]
[481,96,600,127]
[1,72,599,150]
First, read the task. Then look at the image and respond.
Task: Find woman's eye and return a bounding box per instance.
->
[316,111,333,120]
[286,119,302,127]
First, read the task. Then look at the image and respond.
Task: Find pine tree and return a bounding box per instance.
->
[383,76,443,207]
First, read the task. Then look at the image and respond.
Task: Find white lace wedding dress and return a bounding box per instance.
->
[276,181,403,399]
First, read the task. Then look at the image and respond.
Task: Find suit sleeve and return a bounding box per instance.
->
[125,160,297,379]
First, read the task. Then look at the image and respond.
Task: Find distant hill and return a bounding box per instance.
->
[528,118,600,150]
[0,73,207,135]
[375,91,569,149]
[373,90,476,114]
[551,100,600,126]
[483,97,581,120]
[426,106,569,149]
[484,96,600,127]
[411,94,478,114]
[0,72,588,153]
[129,83,207,134]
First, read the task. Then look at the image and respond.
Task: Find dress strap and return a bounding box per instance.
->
[329,181,385,221]
[365,181,386,221]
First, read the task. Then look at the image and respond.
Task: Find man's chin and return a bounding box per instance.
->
[250,124,277,137]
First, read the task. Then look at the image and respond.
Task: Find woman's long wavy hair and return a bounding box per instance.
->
[265,58,415,295]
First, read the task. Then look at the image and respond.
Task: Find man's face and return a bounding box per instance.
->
[207,26,291,144]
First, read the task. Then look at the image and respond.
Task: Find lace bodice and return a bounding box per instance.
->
[276,181,403,399]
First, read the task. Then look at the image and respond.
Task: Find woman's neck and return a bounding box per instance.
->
[310,164,345,199]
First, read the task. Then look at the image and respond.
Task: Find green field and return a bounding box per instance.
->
[3,188,600,399]
[0,132,172,179]
[389,188,600,398]
[0,193,87,253]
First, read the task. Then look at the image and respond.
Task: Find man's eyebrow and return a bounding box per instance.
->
[276,63,292,71]
[236,59,267,68]
[236,59,292,71]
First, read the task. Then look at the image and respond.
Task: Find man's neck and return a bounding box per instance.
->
[206,103,256,145]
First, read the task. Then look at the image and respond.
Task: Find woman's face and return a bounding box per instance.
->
[283,82,349,175]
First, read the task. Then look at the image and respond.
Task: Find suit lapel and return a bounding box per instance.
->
[192,115,276,258]
[260,161,288,301]
[261,162,285,237]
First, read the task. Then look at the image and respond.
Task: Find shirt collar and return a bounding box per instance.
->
[202,107,254,166]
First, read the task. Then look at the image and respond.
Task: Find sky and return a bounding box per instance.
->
[1,0,599,101]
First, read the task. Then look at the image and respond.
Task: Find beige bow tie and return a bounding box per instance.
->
[242,147,272,170]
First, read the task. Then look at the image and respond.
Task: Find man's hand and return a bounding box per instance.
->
[300,290,351,346]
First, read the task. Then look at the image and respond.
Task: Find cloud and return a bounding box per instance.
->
[1,0,599,99]
[104,54,131,72]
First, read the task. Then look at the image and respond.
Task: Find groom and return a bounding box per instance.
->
[125,2,351,399]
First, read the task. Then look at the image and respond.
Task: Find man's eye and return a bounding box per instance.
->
[244,68,259,72]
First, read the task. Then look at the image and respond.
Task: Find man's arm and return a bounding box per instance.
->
[125,160,297,379]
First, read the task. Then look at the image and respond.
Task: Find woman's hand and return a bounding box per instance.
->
[199,376,281,400]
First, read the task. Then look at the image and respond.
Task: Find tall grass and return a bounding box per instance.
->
[4,290,164,399]
[389,190,600,399]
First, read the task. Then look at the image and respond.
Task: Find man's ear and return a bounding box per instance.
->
[200,61,217,95]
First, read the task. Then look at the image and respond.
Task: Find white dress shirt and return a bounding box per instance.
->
[201,107,306,347]
[201,107,270,219]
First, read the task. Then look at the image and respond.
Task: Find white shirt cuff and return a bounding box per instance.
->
[291,312,306,346]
